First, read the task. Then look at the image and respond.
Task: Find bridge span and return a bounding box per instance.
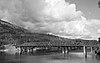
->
[16,40,100,58]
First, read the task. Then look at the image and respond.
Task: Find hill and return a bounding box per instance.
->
[0,20,98,46]
[0,20,67,46]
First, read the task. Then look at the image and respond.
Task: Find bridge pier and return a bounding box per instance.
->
[20,46,25,52]
[90,47,93,53]
[19,46,36,53]
[83,46,87,58]
[27,47,33,53]
[62,47,69,55]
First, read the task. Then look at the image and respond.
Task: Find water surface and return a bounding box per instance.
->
[0,52,100,63]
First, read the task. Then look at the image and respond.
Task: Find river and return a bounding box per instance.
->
[0,51,100,63]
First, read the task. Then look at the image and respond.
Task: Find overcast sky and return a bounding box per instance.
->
[68,0,100,20]
[0,0,100,40]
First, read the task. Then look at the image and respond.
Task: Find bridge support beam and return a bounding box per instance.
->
[83,46,87,58]
[90,47,93,53]
[62,47,69,55]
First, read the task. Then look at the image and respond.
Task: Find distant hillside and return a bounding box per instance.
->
[0,20,67,45]
[0,20,29,45]
[0,20,98,46]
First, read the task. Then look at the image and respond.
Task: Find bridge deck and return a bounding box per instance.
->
[17,40,100,47]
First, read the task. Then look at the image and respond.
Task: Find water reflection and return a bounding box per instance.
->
[95,55,100,60]
[0,52,21,63]
[0,51,100,63]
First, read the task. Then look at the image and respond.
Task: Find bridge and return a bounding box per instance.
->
[16,39,100,58]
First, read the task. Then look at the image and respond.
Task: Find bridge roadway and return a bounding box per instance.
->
[16,40,100,58]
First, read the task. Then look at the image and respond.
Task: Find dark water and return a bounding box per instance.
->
[0,52,100,63]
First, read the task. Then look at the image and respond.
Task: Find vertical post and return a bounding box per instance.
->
[31,47,33,53]
[62,47,69,56]
[91,47,93,53]
[22,46,24,52]
[20,46,24,54]
[62,47,66,57]
[62,47,66,54]
[20,46,22,54]
[64,47,66,54]
[83,46,87,58]
[18,46,21,53]
[66,47,69,54]
[27,47,30,53]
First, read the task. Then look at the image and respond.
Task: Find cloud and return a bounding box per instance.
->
[0,0,100,40]
[42,0,83,21]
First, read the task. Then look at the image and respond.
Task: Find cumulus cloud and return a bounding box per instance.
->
[42,0,83,21]
[0,0,100,40]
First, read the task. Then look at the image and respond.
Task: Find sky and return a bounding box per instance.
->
[69,0,100,20]
[0,0,100,40]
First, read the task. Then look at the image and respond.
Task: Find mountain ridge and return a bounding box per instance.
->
[0,20,66,45]
[0,20,98,46]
